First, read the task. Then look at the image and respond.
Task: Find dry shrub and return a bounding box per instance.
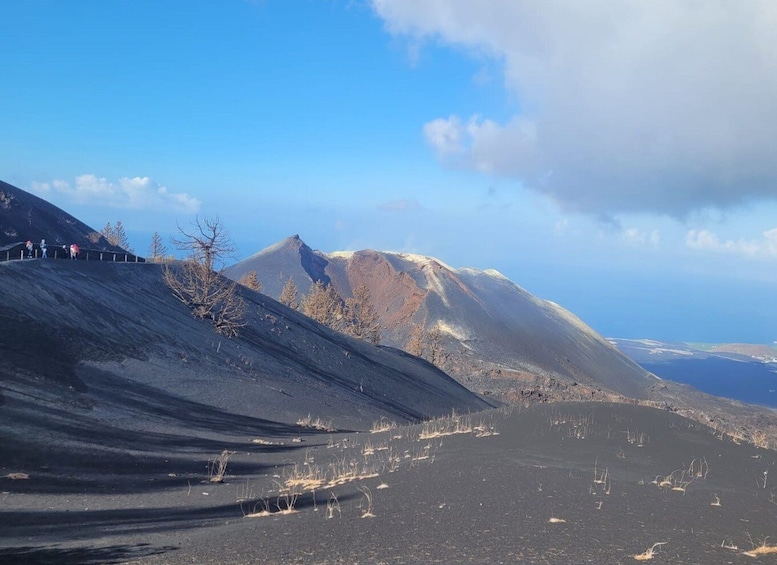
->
[208,450,234,483]
[743,536,777,557]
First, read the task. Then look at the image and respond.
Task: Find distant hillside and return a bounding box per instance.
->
[0,179,128,255]
[226,235,658,401]
[703,342,777,362]
[612,338,777,408]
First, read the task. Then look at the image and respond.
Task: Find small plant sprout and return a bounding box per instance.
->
[652,465,698,494]
[208,450,234,483]
[376,482,389,490]
[688,457,709,479]
[757,469,769,489]
[383,448,402,473]
[593,458,605,484]
[474,422,500,438]
[326,492,341,519]
[547,503,565,523]
[358,485,375,518]
[592,458,612,494]
[721,540,739,550]
[371,417,398,434]
[595,500,603,510]
[711,493,722,507]
[671,471,694,493]
[236,479,255,503]
[252,437,283,446]
[243,497,272,518]
[418,410,474,439]
[622,428,650,447]
[633,542,667,561]
[297,414,336,432]
[275,489,299,515]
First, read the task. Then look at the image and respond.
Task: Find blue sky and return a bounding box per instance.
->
[3,0,777,343]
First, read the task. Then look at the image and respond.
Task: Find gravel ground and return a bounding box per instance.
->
[2,260,777,564]
[3,402,776,564]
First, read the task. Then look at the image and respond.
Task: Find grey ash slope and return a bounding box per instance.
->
[226,235,657,401]
[0,180,127,253]
[0,259,492,483]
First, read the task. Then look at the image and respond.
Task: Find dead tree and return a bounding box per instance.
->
[163,216,246,337]
[344,284,381,345]
[427,326,449,369]
[238,270,262,292]
[279,276,299,309]
[405,325,425,357]
[405,324,449,370]
[301,280,344,330]
[101,220,133,252]
[148,231,168,262]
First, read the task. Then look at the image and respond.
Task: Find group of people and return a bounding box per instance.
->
[24,239,79,259]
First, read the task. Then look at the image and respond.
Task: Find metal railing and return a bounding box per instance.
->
[0,242,146,263]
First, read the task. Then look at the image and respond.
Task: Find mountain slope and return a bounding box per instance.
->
[0,258,494,494]
[0,180,129,255]
[226,236,657,401]
[1,259,491,427]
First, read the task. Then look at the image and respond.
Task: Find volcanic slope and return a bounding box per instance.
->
[226,235,657,401]
[0,180,129,256]
[1,259,493,498]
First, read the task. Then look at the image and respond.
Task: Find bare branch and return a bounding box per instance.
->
[163,216,245,336]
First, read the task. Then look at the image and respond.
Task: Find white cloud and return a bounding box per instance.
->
[423,115,538,176]
[422,116,465,155]
[685,228,777,259]
[374,0,777,217]
[623,228,660,248]
[30,175,200,213]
